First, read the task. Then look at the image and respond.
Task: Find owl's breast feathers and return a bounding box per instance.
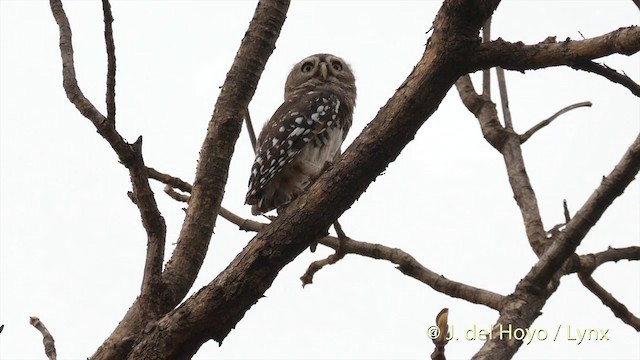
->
[245,89,354,214]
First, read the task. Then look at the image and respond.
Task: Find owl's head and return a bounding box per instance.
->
[284,53,356,99]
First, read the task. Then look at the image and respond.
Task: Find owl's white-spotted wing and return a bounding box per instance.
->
[246,92,348,202]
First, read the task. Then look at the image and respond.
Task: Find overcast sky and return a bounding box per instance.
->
[1,1,639,359]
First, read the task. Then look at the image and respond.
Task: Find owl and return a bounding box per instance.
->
[246,53,357,216]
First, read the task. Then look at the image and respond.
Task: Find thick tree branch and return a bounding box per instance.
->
[469,26,640,72]
[570,60,640,97]
[520,101,592,143]
[473,133,640,359]
[30,317,57,360]
[578,273,640,331]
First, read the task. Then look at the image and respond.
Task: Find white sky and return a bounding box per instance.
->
[1,1,639,359]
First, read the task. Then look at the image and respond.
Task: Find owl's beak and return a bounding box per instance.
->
[320,62,328,80]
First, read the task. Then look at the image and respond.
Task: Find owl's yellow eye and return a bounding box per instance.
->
[301,62,314,73]
[331,61,343,71]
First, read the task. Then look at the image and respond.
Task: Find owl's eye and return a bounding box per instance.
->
[301,62,314,73]
[331,61,343,71]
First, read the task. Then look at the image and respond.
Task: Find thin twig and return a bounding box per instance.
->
[563,199,571,223]
[300,221,349,286]
[496,67,513,130]
[30,317,57,360]
[520,101,592,143]
[571,60,640,97]
[578,273,640,330]
[244,108,258,154]
[482,18,491,98]
[164,185,189,202]
[102,0,116,126]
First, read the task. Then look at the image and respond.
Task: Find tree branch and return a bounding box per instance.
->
[469,26,640,72]
[570,60,640,97]
[50,0,167,327]
[473,133,640,359]
[101,0,116,125]
[456,75,547,255]
[578,273,640,331]
[145,166,504,309]
[496,67,513,130]
[520,101,592,143]
[30,317,57,360]
[92,2,290,357]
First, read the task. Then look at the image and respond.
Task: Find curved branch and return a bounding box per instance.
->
[469,26,640,72]
[30,317,57,360]
[520,101,592,143]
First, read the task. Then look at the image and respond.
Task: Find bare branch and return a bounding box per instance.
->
[570,60,640,97]
[470,26,640,72]
[30,317,57,360]
[520,101,592,143]
[50,0,167,323]
[163,185,189,203]
[300,221,349,286]
[564,246,640,275]
[474,133,640,358]
[317,236,505,310]
[49,0,106,129]
[496,67,513,130]
[456,75,547,255]
[563,199,571,223]
[244,108,258,154]
[482,18,491,98]
[578,273,640,330]
[102,0,116,125]
[147,166,192,193]
[633,0,640,11]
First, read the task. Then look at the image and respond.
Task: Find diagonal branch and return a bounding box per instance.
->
[469,26,640,73]
[570,60,640,97]
[578,273,640,330]
[102,0,116,125]
[520,101,592,143]
[473,133,640,359]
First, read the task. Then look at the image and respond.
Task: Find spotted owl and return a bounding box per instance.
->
[246,53,357,216]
